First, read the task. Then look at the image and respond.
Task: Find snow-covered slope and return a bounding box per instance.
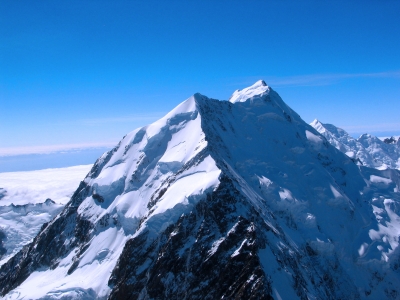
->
[1,81,400,299]
[0,165,92,266]
[311,119,400,170]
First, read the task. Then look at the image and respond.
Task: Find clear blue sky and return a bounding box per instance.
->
[1,0,399,159]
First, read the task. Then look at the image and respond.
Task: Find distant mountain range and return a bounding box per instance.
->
[1,81,399,299]
[310,119,400,170]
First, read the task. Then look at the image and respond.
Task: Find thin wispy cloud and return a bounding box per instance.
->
[81,113,165,126]
[0,142,116,157]
[1,113,168,157]
[243,70,400,87]
[340,122,400,135]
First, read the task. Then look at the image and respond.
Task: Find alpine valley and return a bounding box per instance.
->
[1,81,399,299]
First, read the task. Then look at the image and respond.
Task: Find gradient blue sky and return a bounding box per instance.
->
[1,1,400,160]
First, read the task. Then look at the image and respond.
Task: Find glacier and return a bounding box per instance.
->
[0,80,399,299]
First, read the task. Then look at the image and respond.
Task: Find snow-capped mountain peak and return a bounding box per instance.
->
[1,82,400,299]
[310,119,350,139]
[229,79,269,103]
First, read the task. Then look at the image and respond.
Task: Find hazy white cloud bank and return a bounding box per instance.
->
[0,142,115,157]
[0,164,93,206]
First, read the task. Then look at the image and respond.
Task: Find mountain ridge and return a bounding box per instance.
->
[311,119,400,170]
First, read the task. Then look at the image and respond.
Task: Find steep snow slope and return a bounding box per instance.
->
[311,119,400,170]
[0,96,220,299]
[0,165,92,266]
[1,81,400,299]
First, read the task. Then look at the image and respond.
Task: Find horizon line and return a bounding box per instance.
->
[0,142,116,157]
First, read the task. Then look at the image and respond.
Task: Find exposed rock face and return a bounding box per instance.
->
[0,230,6,259]
[109,176,273,300]
[0,188,6,200]
[383,137,397,144]
[1,81,400,299]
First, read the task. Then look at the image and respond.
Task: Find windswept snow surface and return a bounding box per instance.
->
[1,82,400,299]
[0,165,92,266]
[311,119,400,170]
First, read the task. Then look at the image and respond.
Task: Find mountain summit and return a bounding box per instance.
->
[1,82,400,299]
